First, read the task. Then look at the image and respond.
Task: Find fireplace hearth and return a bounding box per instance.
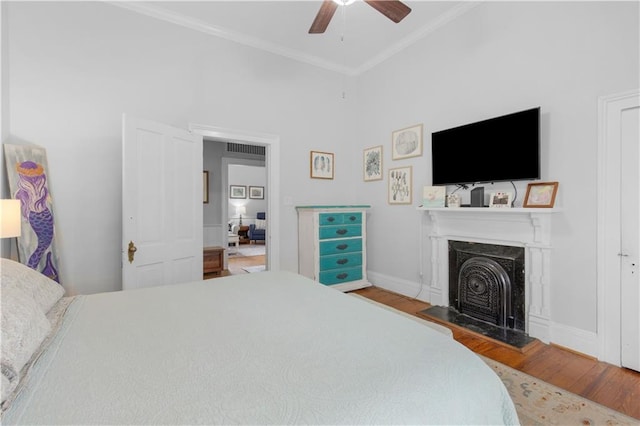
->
[421,240,536,349]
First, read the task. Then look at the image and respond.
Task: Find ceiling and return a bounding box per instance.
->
[114,1,479,75]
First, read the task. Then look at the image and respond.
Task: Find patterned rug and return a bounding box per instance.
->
[481,357,639,425]
[230,244,265,257]
[242,265,266,273]
[348,293,639,425]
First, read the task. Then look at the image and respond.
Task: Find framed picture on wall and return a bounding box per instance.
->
[310,151,334,179]
[203,171,209,204]
[230,185,246,199]
[388,166,412,204]
[363,145,383,181]
[391,124,423,160]
[249,186,264,199]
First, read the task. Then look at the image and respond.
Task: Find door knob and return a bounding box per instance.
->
[128,241,137,264]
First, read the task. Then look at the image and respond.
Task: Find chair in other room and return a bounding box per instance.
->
[248,212,266,244]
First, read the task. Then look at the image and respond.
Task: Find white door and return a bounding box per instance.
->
[620,104,640,371]
[122,115,203,290]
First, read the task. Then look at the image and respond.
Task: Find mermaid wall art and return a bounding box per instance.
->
[4,144,61,283]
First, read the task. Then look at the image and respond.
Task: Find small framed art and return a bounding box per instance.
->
[391,124,423,160]
[310,151,334,179]
[230,185,246,199]
[523,181,559,208]
[363,145,383,181]
[423,186,446,207]
[489,192,513,208]
[249,186,264,199]
[388,166,412,204]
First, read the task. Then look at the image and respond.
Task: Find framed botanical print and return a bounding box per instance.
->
[388,166,412,204]
[392,124,423,160]
[363,145,383,181]
[310,151,334,179]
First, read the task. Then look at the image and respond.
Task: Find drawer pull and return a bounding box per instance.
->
[327,216,336,222]
[336,273,348,280]
[336,244,348,250]
[348,215,357,222]
[336,228,348,235]
[336,258,348,265]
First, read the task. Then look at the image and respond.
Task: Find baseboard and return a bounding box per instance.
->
[366,271,426,301]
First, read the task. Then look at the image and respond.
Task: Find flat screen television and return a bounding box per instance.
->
[431,107,540,185]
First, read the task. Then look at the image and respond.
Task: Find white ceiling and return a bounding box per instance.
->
[113,1,479,75]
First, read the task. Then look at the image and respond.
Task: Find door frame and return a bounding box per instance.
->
[189,123,280,272]
[597,89,640,365]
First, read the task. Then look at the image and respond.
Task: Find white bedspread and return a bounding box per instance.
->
[4,271,518,425]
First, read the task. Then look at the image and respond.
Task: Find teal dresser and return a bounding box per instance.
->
[296,205,371,291]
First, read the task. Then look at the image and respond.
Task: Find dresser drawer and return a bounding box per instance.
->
[319,238,362,255]
[319,266,363,286]
[319,224,362,240]
[319,252,362,272]
[319,212,362,226]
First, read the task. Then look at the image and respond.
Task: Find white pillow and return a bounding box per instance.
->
[254,219,266,230]
[1,258,64,314]
[1,286,51,393]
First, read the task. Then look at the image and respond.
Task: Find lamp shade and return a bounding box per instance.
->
[236,206,246,216]
[0,199,22,238]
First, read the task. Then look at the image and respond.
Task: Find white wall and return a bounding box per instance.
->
[355,1,639,351]
[5,2,358,294]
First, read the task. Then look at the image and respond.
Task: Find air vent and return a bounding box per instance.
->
[226,143,265,156]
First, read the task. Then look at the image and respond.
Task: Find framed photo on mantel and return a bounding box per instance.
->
[523,181,559,208]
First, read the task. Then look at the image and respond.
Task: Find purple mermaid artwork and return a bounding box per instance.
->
[4,144,61,284]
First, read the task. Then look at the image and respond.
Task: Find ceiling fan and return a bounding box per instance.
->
[309,0,412,34]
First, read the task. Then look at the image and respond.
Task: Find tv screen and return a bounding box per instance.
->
[431,107,540,185]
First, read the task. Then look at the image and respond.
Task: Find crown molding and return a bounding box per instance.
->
[107,1,479,77]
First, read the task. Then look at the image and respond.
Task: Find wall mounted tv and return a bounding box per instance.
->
[431,107,540,185]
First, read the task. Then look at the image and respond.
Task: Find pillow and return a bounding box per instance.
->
[254,219,266,230]
[1,286,51,399]
[1,258,64,314]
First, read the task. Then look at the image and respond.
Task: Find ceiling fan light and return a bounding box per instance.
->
[332,0,357,6]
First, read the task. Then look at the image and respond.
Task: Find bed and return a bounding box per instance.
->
[1,258,519,425]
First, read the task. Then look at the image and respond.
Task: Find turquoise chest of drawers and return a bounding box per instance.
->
[296,205,371,291]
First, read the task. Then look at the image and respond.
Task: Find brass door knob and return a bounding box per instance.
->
[128,241,137,264]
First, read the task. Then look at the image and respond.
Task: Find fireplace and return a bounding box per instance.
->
[449,241,525,332]
[418,208,557,345]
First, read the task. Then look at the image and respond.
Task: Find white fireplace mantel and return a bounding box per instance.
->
[418,207,560,343]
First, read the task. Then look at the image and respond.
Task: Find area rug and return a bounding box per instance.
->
[481,357,639,425]
[230,244,265,257]
[348,293,638,426]
[242,265,266,273]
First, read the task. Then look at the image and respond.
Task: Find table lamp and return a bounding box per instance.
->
[236,206,246,226]
[0,199,21,238]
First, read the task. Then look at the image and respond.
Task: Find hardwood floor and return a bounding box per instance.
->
[353,286,640,421]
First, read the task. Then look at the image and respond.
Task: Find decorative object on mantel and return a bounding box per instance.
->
[523,181,559,208]
[248,186,264,199]
[489,192,513,208]
[446,193,461,208]
[230,185,246,199]
[310,150,334,179]
[391,124,423,160]
[3,144,61,283]
[363,145,383,181]
[388,166,412,204]
[422,186,446,207]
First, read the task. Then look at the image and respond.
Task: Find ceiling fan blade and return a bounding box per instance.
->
[309,0,339,34]
[364,0,412,23]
